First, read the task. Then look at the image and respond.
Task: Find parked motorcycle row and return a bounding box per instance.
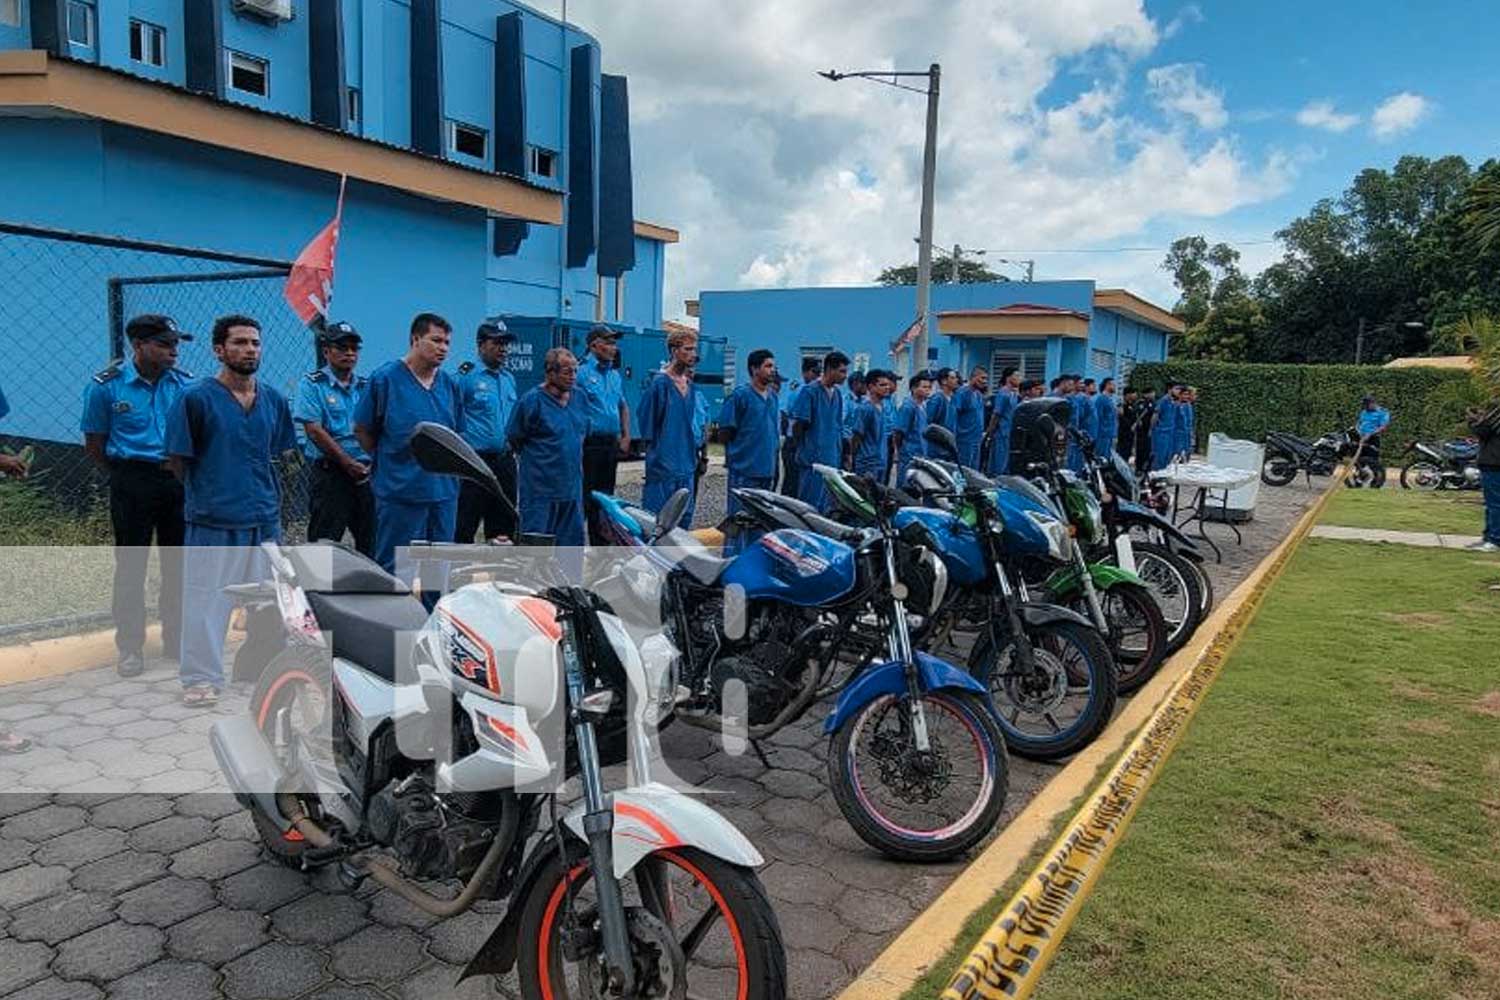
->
[207,400,1213,999]
[1260,426,1482,493]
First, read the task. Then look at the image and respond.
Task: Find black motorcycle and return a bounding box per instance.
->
[1399,438,1481,491]
[1261,428,1386,489]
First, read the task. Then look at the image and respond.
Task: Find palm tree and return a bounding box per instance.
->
[1435,314,1500,396]
[1463,173,1500,252]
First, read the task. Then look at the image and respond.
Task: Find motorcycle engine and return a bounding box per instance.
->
[709,606,802,727]
[367,775,499,883]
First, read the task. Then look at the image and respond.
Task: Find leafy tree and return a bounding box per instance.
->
[877,254,1004,285]
[1464,172,1500,252]
[1162,237,1256,359]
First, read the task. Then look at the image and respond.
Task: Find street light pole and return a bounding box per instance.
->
[821,64,941,383]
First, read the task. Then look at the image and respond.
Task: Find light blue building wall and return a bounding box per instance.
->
[697,282,1174,390]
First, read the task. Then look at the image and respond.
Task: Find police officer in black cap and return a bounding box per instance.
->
[293,321,374,555]
[455,319,519,541]
[81,314,194,676]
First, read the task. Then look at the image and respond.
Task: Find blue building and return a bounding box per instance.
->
[0,0,679,443]
[693,282,1184,390]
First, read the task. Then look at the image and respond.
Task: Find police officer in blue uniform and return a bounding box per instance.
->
[166,315,297,705]
[455,319,519,542]
[293,321,374,556]
[354,313,467,573]
[81,314,194,677]
[576,324,630,544]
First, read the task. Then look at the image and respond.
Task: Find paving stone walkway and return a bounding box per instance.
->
[0,484,1322,999]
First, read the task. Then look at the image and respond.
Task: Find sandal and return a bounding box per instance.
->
[0,731,32,754]
[182,686,220,708]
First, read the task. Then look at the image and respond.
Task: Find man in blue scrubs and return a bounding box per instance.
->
[507,347,589,547]
[1176,385,1198,461]
[718,348,781,517]
[925,367,961,461]
[790,351,849,511]
[1150,384,1182,471]
[455,320,519,542]
[577,324,630,543]
[294,321,374,556]
[779,355,821,495]
[954,366,988,469]
[354,313,466,573]
[1067,375,1096,471]
[166,315,296,706]
[986,366,1020,475]
[638,329,709,529]
[1094,377,1120,462]
[81,314,194,677]
[849,369,897,482]
[893,370,933,485]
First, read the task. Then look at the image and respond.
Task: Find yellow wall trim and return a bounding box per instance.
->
[1093,288,1186,334]
[0,50,562,223]
[633,220,680,243]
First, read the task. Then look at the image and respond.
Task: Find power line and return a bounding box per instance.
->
[986,238,1279,255]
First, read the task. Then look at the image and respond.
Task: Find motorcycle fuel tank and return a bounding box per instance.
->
[720,528,856,605]
[892,507,988,587]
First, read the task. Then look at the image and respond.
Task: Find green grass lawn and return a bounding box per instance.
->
[1322,486,1485,536]
[1023,537,1500,1000]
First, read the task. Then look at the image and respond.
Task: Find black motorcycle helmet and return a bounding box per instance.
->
[1009,397,1072,474]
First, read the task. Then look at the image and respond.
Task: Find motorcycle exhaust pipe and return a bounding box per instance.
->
[277,791,522,919]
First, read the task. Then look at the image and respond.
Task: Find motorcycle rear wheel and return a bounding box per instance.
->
[247,647,333,867]
[1261,454,1298,487]
[1400,460,1443,491]
[829,689,1008,862]
[1127,543,1203,654]
[1072,582,1169,695]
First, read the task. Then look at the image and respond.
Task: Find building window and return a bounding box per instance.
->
[0,0,20,27]
[722,346,737,389]
[529,146,558,179]
[227,51,269,97]
[448,121,488,161]
[1089,348,1116,374]
[346,87,361,124]
[991,348,1047,382]
[66,1,95,47]
[129,20,166,67]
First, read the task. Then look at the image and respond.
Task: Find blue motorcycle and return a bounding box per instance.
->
[594,487,1009,862]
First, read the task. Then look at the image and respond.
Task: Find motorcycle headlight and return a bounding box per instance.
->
[1025,510,1070,561]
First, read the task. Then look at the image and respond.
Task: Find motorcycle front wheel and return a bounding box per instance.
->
[1127,543,1203,654]
[967,620,1117,761]
[829,689,1008,862]
[517,846,787,1000]
[1260,454,1298,487]
[1400,460,1443,491]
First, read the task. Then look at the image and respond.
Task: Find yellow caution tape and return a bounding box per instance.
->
[942,478,1339,1000]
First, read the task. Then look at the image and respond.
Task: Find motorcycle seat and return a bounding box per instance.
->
[305,591,429,683]
[286,544,408,595]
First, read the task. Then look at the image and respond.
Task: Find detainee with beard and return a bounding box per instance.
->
[507,347,589,548]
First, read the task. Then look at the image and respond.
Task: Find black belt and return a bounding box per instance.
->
[112,458,172,472]
[475,449,513,459]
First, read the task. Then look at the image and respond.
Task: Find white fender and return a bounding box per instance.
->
[564,782,764,878]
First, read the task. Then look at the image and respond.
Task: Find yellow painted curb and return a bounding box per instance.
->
[0,625,162,687]
[837,480,1340,1000]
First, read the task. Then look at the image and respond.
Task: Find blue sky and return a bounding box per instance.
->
[564,0,1498,317]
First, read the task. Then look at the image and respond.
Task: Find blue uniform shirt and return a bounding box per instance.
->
[81,361,194,462]
[166,378,296,529]
[894,397,928,474]
[790,382,845,468]
[1093,392,1119,455]
[506,386,588,501]
[576,357,626,438]
[455,361,518,454]
[292,366,368,463]
[638,373,707,480]
[1178,401,1196,455]
[718,383,780,480]
[1357,406,1390,437]
[989,388,1019,473]
[851,398,893,477]
[353,361,466,504]
[954,386,986,460]
[928,391,960,434]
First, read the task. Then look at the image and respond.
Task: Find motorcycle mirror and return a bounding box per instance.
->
[922,423,958,454]
[409,422,503,498]
[653,488,691,538]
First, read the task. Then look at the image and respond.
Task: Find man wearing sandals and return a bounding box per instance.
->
[166,316,297,707]
[0,381,32,751]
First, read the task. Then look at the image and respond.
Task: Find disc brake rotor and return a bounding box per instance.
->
[581,908,687,1000]
[868,713,953,804]
[997,645,1070,714]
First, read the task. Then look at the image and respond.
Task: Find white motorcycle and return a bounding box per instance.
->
[209,423,786,999]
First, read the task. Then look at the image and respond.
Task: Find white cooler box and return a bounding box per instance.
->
[1204,433,1262,522]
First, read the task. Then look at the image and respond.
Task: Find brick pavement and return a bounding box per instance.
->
[0,481,1322,999]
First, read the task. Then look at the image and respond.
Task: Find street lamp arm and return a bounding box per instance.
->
[818,68,937,94]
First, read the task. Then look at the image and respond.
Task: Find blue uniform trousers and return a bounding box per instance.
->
[643,474,697,531]
[179,521,279,690]
[520,498,586,549]
[1150,427,1176,471]
[375,497,458,575]
[1482,467,1500,544]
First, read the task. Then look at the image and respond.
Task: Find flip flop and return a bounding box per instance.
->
[182,686,220,708]
[0,731,32,754]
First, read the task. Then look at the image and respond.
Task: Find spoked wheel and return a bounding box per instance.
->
[1128,543,1202,654]
[829,689,1008,862]
[248,648,333,866]
[517,847,787,1000]
[1074,583,1168,695]
[1400,460,1443,491]
[1261,455,1298,487]
[968,620,1117,761]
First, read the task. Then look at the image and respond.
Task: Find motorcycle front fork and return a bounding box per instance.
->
[884,537,932,753]
[1072,544,1110,633]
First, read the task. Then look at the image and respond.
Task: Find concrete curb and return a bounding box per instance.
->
[0,625,163,686]
[836,479,1341,1000]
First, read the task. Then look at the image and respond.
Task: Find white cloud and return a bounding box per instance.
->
[1162,4,1203,39]
[1295,99,1360,133]
[1146,63,1228,129]
[1370,92,1430,139]
[544,1,1291,318]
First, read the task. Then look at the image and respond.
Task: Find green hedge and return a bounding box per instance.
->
[1128,360,1479,453]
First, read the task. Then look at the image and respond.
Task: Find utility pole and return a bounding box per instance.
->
[951,244,961,284]
[1356,316,1365,365]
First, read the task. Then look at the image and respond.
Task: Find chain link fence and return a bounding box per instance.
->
[0,222,318,550]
